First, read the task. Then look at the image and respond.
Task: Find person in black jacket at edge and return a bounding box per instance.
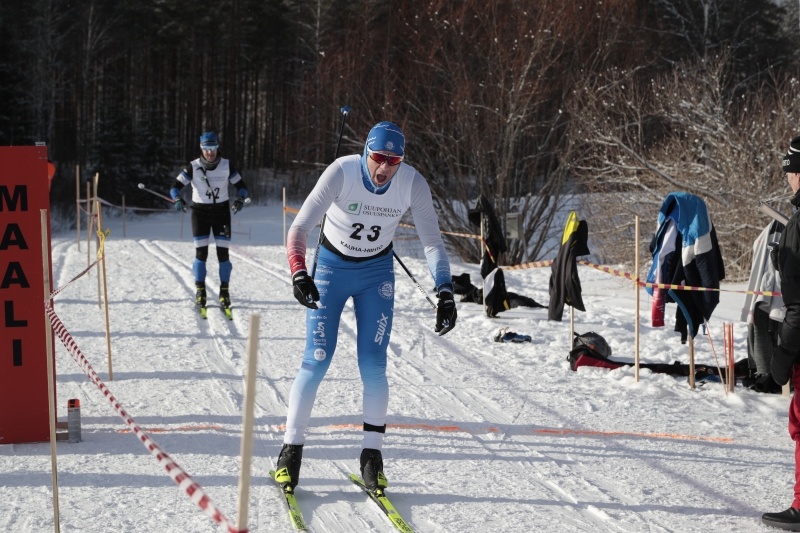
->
[763,136,800,530]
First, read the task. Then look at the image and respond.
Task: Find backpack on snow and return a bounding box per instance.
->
[572,331,611,357]
[567,331,615,371]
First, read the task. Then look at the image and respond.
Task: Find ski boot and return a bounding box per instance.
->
[219,281,232,320]
[274,444,304,490]
[762,507,800,530]
[360,448,388,492]
[195,282,207,319]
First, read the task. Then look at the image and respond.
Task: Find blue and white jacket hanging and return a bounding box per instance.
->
[646,192,725,342]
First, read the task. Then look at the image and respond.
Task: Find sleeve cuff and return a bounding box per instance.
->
[437,283,453,295]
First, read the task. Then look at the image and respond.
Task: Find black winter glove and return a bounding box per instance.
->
[231,198,244,214]
[769,242,780,272]
[174,198,185,212]
[292,272,319,309]
[435,291,457,336]
[770,346,796,387]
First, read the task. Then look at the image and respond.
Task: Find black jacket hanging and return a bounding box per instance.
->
[468,195,511,317]
[548,213,590,321]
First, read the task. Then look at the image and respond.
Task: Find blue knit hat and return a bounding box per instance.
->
[365,122,404,157]
[200,131,219,149]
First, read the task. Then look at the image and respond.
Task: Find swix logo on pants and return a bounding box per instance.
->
[374,313,389,345]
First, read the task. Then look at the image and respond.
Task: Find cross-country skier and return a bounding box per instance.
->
[169,131,248,318]
[275,121,457,492]
[763,136,800,530]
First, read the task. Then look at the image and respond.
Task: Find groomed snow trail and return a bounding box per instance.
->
[0,205,793,532]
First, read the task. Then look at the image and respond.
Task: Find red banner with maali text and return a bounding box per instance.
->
[0,146,53,444]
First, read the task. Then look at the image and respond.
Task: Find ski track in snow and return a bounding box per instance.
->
[0,206,792,532]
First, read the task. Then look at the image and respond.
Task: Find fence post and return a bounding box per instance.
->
[87,181,92,268]
[688,334,696,389]
[97,199,114,381]
[40,209,61,533]
[728,323,734,393]
[634,215,640,382]
[96,199,102,309]
[75,165,81,252]
[237,314,261,532]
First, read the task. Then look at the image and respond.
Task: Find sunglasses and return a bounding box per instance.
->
[201,144,219,151]
[368,150,403,166]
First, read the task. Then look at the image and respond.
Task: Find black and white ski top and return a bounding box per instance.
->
[287,154,453,292]
[172,157,246,205]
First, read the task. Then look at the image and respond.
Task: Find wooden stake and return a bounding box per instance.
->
[75,165,81,252]
[729,323,735,393]
[237,314,261,532]
[97,200,114,381]
[722,322,728,390]
[94,174,101,307]
[688,334,696,389]
[122,195,126,239]
[86,181,92,268]
[40,210,61,533]
[784,382,791,397]
[283,187,286,248]
[634,215,640,382]
[570,305,575,348]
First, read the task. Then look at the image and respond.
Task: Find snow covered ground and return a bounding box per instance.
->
[0,203,794,532]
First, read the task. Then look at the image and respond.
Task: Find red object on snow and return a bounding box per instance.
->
[573,353,623,371]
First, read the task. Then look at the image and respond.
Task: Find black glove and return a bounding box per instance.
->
[770,346,795,387]
[769,242,779,272]
[232,198,244,214]
[174,198,185,212]
[435,291,457,335]
[292,272,319,309]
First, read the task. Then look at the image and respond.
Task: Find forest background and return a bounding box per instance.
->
[3,0,800,278]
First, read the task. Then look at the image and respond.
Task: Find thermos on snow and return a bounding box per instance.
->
[67,398,81,443]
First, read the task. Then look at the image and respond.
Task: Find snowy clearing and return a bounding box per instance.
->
[0,204,791,532]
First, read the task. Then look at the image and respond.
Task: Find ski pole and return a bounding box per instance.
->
[311,105,351,279]
[138,183,176,204]
[138,183,251,209]
[392,251,437,310]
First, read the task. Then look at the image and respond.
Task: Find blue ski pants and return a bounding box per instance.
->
[284,246,394,450]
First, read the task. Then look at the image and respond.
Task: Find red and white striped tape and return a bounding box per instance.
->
[46,305,243,533]
[48,215,102,301]
[48,258,102,302]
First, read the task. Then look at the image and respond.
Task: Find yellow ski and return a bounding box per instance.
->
[350,474,414,533]
[269,469,307,530]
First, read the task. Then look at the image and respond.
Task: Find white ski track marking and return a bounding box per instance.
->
[314,299,672,533]
[384,307,722,533]
[138,239,241,416]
